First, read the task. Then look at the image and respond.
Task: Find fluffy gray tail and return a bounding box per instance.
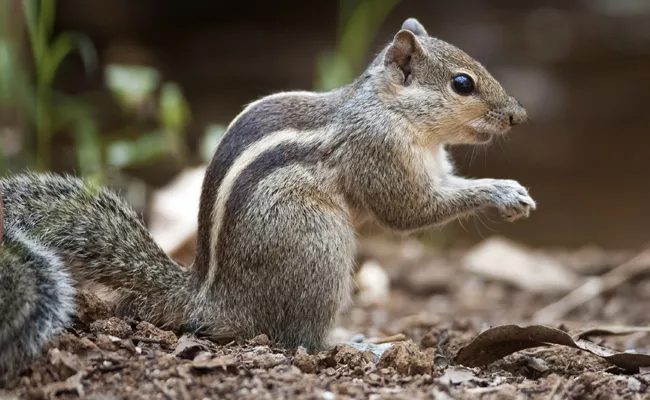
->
[0,172,194,383]
[0,229,75,383]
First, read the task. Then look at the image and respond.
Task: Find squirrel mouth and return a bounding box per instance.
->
[470,120,511,142]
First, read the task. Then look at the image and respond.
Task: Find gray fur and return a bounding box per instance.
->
[211,140,350,351]
[0,230,75,383]
[195,91,342,282]
[0,172,193,383]
[402,18,428,37]
[0,17,535,381]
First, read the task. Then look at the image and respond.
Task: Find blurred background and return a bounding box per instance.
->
[1,0,650,253]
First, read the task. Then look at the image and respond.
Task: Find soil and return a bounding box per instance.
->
[2,236,650,400]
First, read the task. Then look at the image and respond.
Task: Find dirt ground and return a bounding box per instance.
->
[3,235,650,400]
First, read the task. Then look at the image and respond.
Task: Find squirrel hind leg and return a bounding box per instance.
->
[0,230,75,383]
[216,177,356,353]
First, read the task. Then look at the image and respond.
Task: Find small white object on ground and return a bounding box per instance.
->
[355,260,390,306]
[461,236,579,294]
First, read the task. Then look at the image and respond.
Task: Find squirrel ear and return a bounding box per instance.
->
[384,30,422,83]
[401,18,428,37]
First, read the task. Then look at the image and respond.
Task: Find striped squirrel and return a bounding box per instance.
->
[0,18,535,382]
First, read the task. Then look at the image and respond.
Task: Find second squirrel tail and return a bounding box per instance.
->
[0,229,75,384]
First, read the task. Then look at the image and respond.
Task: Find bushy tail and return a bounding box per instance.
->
[0,172,193,382]
[0,229,75,383]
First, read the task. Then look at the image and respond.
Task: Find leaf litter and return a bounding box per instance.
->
[2,235,650,398]
[455,324,650,373]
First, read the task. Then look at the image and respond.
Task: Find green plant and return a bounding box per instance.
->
[314,0,401,91]
[103,64,192,170]
[0,0,194,181]
[22,0,99,173]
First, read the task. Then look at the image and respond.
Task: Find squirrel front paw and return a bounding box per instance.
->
[488,179,536,222]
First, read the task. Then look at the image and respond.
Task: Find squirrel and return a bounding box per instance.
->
[0,18,535,382]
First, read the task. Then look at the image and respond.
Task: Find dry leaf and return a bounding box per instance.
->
[574,325,650,339]
[455,324,650,373]
[173,335,208,360]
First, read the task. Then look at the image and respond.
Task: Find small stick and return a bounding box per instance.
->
[366,333,406,344]
[533,246,650,322]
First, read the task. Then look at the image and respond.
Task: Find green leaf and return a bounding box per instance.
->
[38,0,55,45]
[160,82,191,133]
[46,32,97,85]
[106,131,169,168]
[105,64,160,111]
[0,39,18,102]
[314,0,400,90]
[315,52,354,91]
[43,33,72,85]
[22,0,40,61]
[159,82,191,162]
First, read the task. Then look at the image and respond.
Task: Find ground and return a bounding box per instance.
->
[2,235,650,400]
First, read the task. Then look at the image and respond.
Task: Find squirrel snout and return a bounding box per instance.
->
[507,98,528,126]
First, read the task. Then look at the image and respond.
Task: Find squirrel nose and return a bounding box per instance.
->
[507,98,528,126]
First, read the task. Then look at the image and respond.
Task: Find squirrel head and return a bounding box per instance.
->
[370,18,527,145]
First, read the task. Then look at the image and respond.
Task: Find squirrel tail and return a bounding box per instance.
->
[0,172,194,381]
[0,229,75,383]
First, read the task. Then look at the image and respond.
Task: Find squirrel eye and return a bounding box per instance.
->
[451,73,475,95]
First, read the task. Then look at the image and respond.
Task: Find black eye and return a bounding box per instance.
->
[451,73,475,95]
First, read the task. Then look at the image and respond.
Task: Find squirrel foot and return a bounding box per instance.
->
[488,179,536,222]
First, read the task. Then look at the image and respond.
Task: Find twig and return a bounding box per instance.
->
[366,333,406,344]
[533,247,650,322]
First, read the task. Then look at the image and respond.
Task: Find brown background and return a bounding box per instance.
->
[52,0,650,249]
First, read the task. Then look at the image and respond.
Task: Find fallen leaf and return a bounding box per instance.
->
[574,325,650,339]
[173,335,208,360]
[455,324,650,373]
